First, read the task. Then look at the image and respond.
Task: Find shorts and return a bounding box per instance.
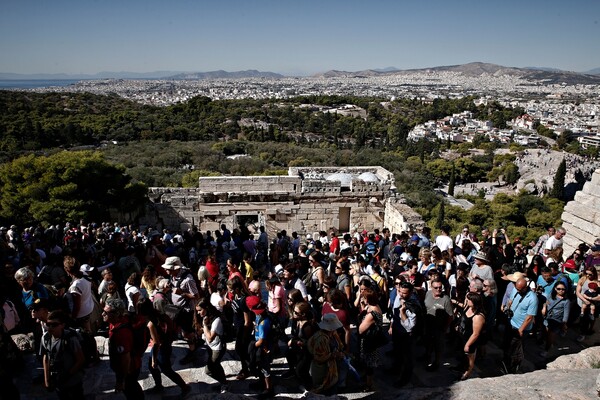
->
[177,309,194,333]
[545,318,563,333]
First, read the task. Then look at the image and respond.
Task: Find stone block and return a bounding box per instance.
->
[562,212,600,237]
[560,219,598,245]
[202,210,221,216]
[583,181,600,198]
[573,191,600,208]
[563,202,600,224]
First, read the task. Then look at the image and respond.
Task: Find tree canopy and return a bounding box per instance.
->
[0,151,146,226]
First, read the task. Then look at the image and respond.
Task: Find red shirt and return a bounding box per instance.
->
[330,236,340,254]
[109,320,135,370]
[322,302,349,327]
[206,259,219,279]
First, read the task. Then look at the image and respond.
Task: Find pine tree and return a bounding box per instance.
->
[448,164,456,196]
[436,200,445,229]
[550,158,566,200]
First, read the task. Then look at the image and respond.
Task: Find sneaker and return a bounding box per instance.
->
[236,371,249,380]
[256,389,275,399]
[220,384,229,393]
[147,385,164,393]
[180,351,196,364]
[425,363,439,372]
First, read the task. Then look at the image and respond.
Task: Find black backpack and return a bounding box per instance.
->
[42,327,97,368]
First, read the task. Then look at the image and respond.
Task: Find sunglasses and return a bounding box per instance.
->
[555,287,566,291]
[395,281,402,286]
[432,286,443,290]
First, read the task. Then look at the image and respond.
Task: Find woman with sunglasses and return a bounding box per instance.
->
[576,266,599,341]
[284,301,317,384]
[540,282,570,357]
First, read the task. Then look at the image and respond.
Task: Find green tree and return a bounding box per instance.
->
[0,151,146,225]
[550,158,566,200]
[436,200,446,229]
[504,162,520,185]
[448,163,456,196]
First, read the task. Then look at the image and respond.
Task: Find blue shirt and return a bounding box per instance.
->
[536,276,556,299]
[509,288,538,331]
[22,283,49,310]
[255,313,272,343]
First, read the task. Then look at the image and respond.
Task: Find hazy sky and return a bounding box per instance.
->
[1,0,599,76]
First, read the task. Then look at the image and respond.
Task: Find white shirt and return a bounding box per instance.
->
[435,235,454,252]
[125,283,141,313]
[210,292,225,312]
[68,278,94,318]
[545,235,563,252]
[206,317,224,351]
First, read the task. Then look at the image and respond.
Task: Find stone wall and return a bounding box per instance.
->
[198,175,301,194]
[384,199,426,234]
[561,168,600,255]
[135,166,422,237]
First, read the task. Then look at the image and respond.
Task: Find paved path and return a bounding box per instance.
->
[14,318,600,399]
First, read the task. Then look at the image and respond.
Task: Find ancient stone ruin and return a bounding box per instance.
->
[142,166,423,236]
[561,168,600,255]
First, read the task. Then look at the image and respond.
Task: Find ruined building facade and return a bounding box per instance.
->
[141,166,423,236]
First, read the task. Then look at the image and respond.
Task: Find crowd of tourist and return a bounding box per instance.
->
[1,221,600,399]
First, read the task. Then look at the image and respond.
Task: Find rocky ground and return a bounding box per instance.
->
[449,149,600,201]
[13,317,600,400]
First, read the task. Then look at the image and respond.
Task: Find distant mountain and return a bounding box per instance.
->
[373,67,400,73]
[523,66,566,73]
[317,62,600,85]
[584,67,600,75]
[167,70,284,80]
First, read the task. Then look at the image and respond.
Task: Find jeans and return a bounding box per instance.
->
[207,345,226,383]
[123,368,144,400]
[391,330,413,383]
[149,342,187,388]
[503,327,525,373]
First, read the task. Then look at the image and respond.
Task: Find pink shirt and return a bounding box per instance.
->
[268,284,286,316]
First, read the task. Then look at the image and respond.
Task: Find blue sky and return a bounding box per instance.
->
[1,0,599,76]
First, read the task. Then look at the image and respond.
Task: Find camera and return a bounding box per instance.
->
[504,308,514,319]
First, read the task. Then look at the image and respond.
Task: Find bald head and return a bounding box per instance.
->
[515,277,527,293]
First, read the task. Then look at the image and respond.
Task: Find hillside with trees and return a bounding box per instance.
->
[0,91,576,240]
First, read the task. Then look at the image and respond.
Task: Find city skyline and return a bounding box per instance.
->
[1,0,599,76]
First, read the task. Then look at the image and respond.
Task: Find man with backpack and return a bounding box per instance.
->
[41,309,85,400]
[163,256,200,364]
[103,298,144,400]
